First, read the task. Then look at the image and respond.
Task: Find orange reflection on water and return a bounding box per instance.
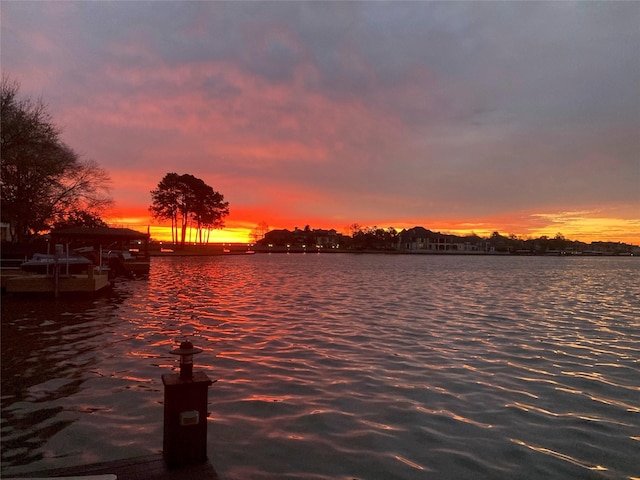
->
[416,405,493,429]
[120,375,153,383]
[510,438,608,472]
[506,361,556,377]
[244,394,292,403]
[395,455,425,471]
[475,380,539,399]
[560,370,631,389]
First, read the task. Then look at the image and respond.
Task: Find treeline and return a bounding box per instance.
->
[255,225,639,255]
[478,231,638,255]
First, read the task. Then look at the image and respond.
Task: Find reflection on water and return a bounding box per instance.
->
[2,255,639,479]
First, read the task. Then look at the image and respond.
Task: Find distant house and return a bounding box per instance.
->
[397,227,486,252]
[262,229,295,247]
[312,229,343,249]
[259,227,348,250]
[397,227,450,251]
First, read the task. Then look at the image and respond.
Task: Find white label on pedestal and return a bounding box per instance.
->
[180,410,199,426]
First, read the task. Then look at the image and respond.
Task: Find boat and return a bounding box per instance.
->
[20,251,93,274]
[103,249,150,277]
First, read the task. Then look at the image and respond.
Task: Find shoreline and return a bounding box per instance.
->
[149,247,634,257]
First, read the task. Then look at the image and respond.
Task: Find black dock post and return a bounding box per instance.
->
[162,341,213,468]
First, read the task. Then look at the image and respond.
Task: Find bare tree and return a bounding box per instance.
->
[250,221,269,243]
[1,77,112,243]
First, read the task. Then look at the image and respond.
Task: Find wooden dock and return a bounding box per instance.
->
[3,270,110,294]
[5,454,219,480]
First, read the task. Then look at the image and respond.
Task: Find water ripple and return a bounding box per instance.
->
[2,255,639,479]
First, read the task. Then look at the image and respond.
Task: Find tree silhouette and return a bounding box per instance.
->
[149,173,229,246]
[1,77,112,244]
[52,209,109,230]
[250,221,269,243]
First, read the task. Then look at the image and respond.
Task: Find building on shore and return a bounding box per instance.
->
[396,227,492,253]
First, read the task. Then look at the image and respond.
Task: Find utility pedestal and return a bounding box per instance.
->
[162,342,214,468]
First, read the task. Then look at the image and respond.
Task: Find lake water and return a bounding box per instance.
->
[1,254,639,479]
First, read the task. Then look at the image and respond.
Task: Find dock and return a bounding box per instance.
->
[2,345,219,480]
[5,453,219,480]
[4,270,110,294]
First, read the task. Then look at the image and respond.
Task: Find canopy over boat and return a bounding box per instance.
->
[51,227,149,242]
[50,227,151,277]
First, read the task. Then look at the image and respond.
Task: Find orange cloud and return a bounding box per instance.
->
[49,35,638,248]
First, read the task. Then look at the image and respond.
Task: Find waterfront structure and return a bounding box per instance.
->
[51,226,151,276]
[4,269,110,295]
[396,227,490,253]
[257,227,348,251]
[252,225,638,254]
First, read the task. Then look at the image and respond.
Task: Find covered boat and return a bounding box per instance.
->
[51,227,151,277]
[20,250,92,274]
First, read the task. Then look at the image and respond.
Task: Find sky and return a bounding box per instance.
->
[2,1,639,244]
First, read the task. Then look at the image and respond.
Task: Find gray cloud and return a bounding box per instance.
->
[2,0,638,239]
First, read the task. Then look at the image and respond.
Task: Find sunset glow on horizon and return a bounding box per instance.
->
[105,205,640,246]
[3,2,638,245]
